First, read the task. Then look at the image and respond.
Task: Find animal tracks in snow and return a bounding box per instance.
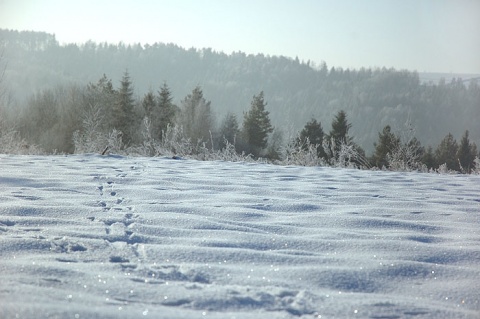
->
[1,155,479,319]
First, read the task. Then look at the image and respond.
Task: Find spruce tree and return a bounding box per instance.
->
[329,110,352,143]
[297,118,326,158]
[326,110,353,160]
[114,70,136,144]
[242,91,273,157]
[372,125,400,168]
[142,91,156,119]
[421,146,436,169]
[156,82,177,139]
[218,112,240,149]
[435,133,459,171]
[457,130,477,173]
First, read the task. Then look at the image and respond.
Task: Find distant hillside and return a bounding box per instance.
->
[1,29,479,152]
[418,72,480,85]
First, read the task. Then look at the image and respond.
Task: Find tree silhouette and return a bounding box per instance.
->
[242,91,273,157]
[371,125,400,168]
[457,130,477,173]
[113,70,136,144]
[297,118,326,159]
[435,133,459,171]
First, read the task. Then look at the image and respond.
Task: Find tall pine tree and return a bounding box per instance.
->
[114,70,136,145]
[325,110,353,160]
[156,82,177,139]
[241,91,273,157]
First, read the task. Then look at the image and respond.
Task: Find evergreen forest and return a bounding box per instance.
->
[1,29,479,173]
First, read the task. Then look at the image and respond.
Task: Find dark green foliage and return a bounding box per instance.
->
[142,91,156,119]
[142,83,178,141]
[156,82,177,138]
[217,112,240,149]
[329,110,352,144]
[113,70,136,144]
[371,125,401,168]
[421,146,436,169]
[325,110,353,160]
[297,118,326,158]
[435,133,459,171]
[241,92,273,157]
[457,130,477,173]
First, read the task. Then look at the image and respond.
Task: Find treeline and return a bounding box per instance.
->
[1,29,479,153]
[0,71,478,173]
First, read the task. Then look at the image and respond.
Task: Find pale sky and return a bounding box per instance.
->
[1,0,479,73]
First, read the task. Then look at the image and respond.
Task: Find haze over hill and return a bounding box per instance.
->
[1,29,479,155]
[2,0,479,73]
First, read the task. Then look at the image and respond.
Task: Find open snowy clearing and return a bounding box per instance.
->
[0,154,479,319]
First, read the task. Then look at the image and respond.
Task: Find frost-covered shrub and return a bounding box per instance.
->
[73,129,124,155]
[129,117,158,157]
[73,103,125,155]
[435,163,458,174]
[158,125,194,157]
[387,143,423,171]
[281,136,325,167]
[324,137,368,169]
[472,157,480,175]
[214,139,254,162]
[0,117,43,154]
[0,127,43,154]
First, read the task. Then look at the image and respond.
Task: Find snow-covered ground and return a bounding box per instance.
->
[0,154,479,319]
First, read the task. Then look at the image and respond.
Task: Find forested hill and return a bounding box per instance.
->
[1,29,479,152]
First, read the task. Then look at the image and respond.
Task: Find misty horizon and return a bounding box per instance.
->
[1,0,479,74]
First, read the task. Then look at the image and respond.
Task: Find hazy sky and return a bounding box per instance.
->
[1,0,479,73]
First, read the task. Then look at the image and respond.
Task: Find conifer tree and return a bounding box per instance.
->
[435,133,459,171]
[297,118,326,158]
[371,125,400,168]
[457,130,477,173]
[325,110,353,160]
[113,70,136,144]
[156,82,177,139]
[241,91,273,157]
[328,110,352,144]
[218,112,240,149]
[142,91,156,119]
[421,146,436,169]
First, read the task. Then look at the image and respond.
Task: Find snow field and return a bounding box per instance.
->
[0,154,479,318]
